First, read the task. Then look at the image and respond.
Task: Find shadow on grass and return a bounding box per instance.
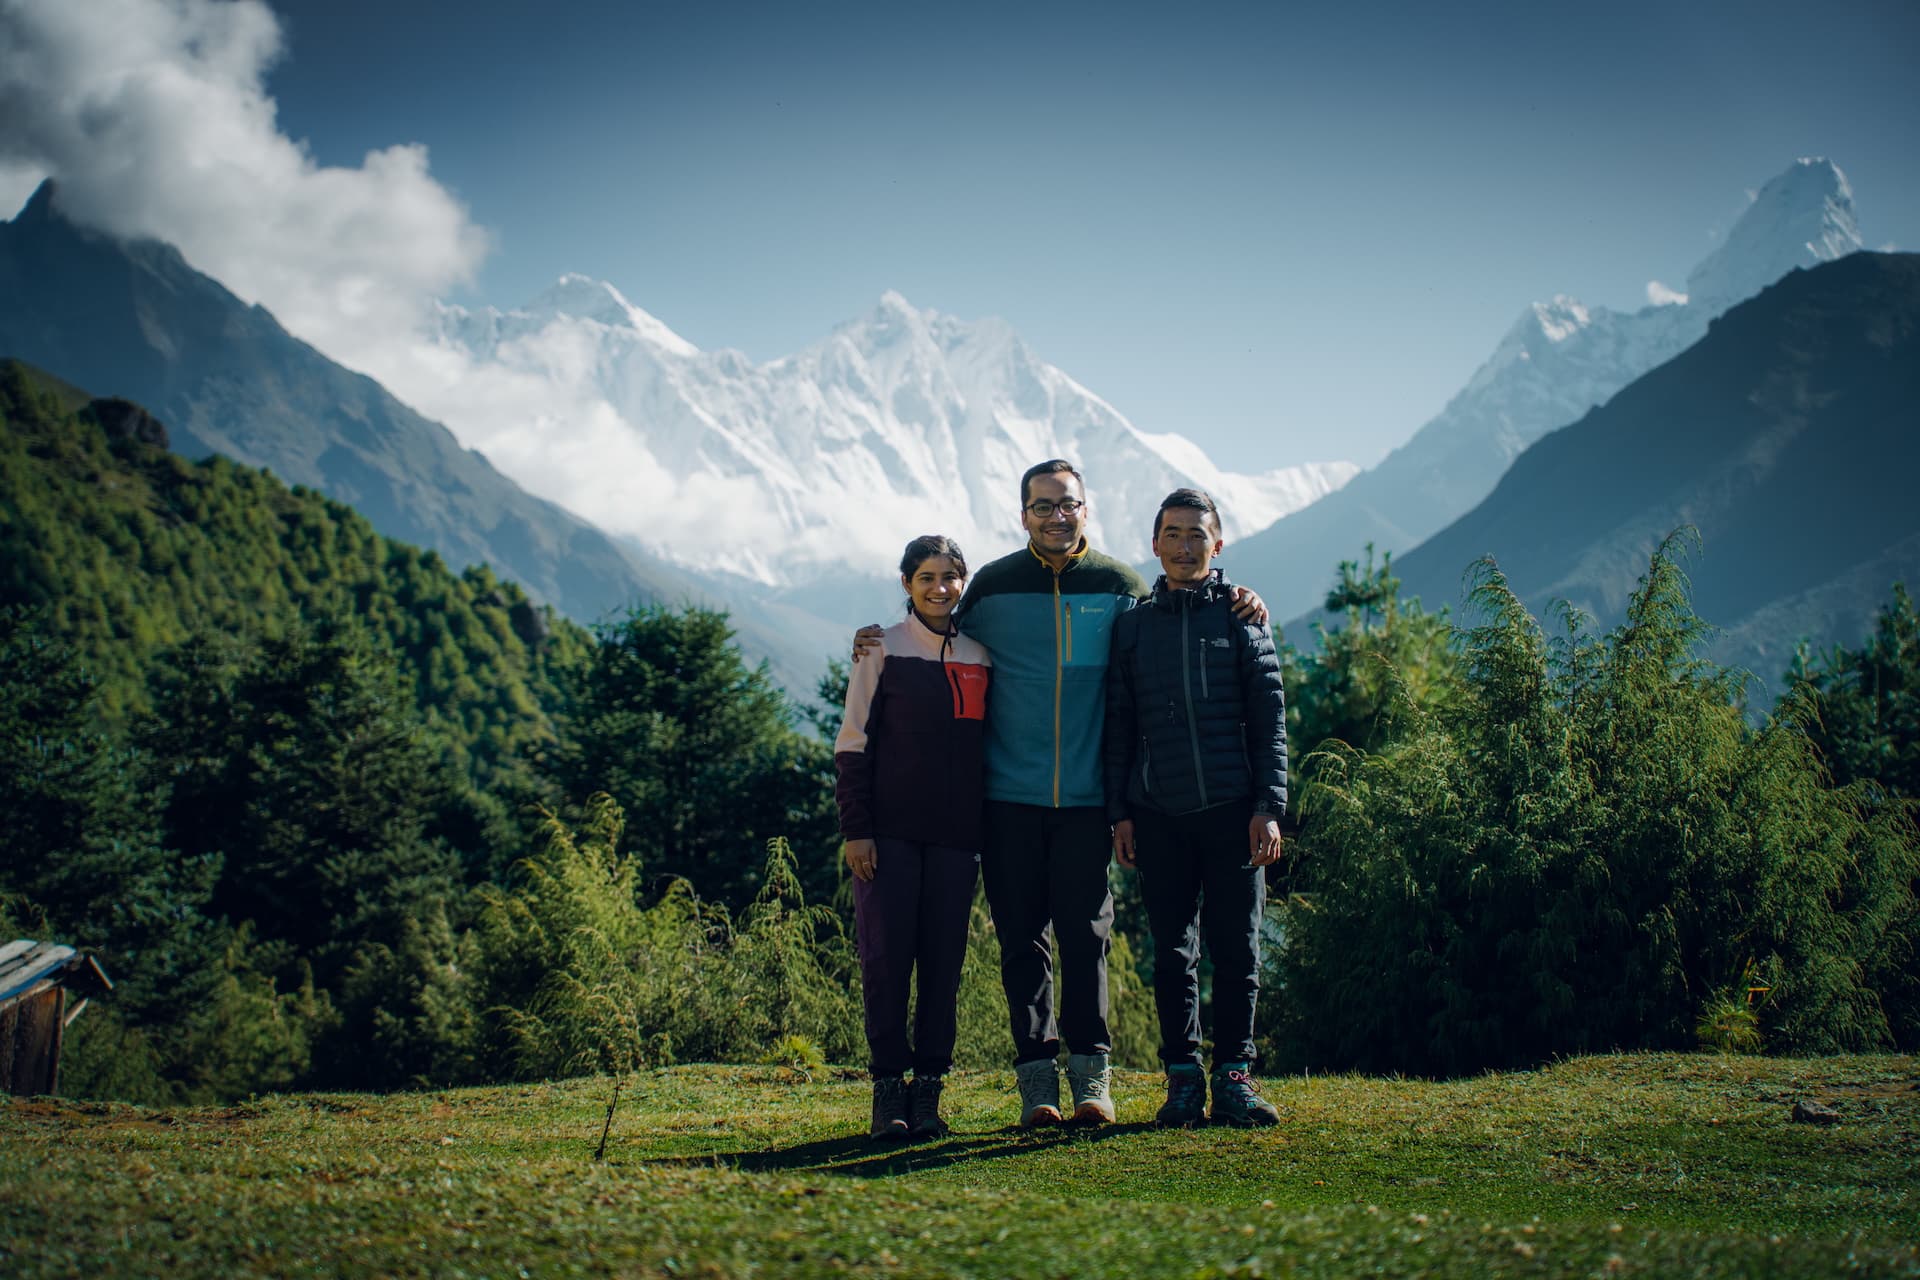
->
[640,1121,1159,1178]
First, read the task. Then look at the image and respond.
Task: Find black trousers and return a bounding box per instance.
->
[981,801,1114,1065]
[1132,799,1265,1069]
[852,839,980,1077]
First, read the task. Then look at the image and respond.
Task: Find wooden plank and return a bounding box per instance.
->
[0,945,47,988]
[66,953,114,997]
[4,986,62,1096]
[0,941,62,988]
[47,988,65,1096]
[0,939,35,967]
[0,945,78,1011]
[0,1004,15,1091]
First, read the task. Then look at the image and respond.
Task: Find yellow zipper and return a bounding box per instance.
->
[1052,569,1063,807]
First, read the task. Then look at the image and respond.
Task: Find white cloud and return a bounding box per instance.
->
[0,0,489,376]
[0,0,722,561]
[1644,279,1688,306]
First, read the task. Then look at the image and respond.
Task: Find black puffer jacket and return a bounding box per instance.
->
[1102,570,1287,821]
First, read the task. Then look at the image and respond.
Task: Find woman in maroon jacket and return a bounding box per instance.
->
[833,534,992,1140]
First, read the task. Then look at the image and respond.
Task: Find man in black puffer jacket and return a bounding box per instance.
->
[1104,488,1286,1128]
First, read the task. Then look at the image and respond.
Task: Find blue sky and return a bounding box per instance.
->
[10,0,1919,468]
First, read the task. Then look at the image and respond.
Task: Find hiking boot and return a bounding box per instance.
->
[1209,1063,1280,1127]
[869,1074,910,1140]
[1156,1063,1207,1128]
[907,1074,948,1140]
[1015,1058,1063,1127]
[1065,1051,1115,1124]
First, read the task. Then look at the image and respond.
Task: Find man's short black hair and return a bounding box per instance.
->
[1153,488,1221,540]
[1020,459,1085,507]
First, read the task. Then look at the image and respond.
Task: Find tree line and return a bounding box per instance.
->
[1,363,1914,1098]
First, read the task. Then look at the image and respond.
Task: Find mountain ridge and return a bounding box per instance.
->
[1384,251,1920,693]
[0,179,823,690]
[1242,158,1865,624]
[426,279,1358,583]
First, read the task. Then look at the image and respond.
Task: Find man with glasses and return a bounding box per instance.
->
[855,460,1265,1127]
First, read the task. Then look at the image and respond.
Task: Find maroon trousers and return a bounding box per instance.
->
[853,838,980,1077]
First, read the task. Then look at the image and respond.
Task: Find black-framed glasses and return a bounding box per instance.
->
[1023,499,1086,519]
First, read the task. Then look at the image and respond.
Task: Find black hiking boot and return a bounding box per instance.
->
[1156,1063,1207,1128]
[869,1074,909,1140]
[1209,1063,1280,1127]
[907,1074,949,1139]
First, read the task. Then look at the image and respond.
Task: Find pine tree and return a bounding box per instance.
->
[1271,538,1919,1073]
[0,606,221,1027]
[545,606,837,908]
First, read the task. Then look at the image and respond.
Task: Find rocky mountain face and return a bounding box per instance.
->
[429,284,1358,582]
[1248,158,1865,626]
[0,180,827,681]
[1387,251,1920,696]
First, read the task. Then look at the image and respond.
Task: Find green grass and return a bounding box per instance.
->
[4,1054,1917,1278]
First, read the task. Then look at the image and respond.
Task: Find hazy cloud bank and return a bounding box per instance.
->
[0,0,750,562]
[0,0,489,365]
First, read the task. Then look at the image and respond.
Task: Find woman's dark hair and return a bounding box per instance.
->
[900,534,968,581]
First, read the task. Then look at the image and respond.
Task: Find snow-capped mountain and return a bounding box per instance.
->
[429,285,1357,584]
[1238,158,1866,627]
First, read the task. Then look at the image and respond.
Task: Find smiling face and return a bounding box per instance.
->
[1153,504,1224,589]
[903,554,967,625]
[1020,471,1088,561]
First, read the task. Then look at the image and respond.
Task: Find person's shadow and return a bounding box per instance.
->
[644,1120,1157,1178]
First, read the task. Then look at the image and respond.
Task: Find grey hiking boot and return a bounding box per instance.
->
[869,1074,909,1140]
[907,1074,948,1140]
[1065,1051,1115,1124]
[1015,1058,1062,1127]
[1156,1063,1207,1128]
[1209,1063,1280,1127]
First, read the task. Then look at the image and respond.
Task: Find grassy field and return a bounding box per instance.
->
[3,1053,1916,1278]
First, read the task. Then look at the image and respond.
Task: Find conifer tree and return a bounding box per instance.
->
[1285,544,1458,760]
[545,606,837,907]
[1272,538,1919,1073]
[0,607,221,1025]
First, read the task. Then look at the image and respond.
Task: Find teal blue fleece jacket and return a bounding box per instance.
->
[954,541,1149,808]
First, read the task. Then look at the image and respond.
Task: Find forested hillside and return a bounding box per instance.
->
[0,359,590,774]
[2,360,1913,1109]
[0,362,852,1099]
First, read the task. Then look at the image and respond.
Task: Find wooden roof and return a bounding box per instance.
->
[0,940,113,1015]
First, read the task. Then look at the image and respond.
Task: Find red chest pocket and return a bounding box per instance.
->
[948,664,989,721]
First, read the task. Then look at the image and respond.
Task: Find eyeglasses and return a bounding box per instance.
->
[1023,499,1086,519]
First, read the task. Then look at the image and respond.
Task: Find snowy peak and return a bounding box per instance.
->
[1527,296,1594,345]
[1461,295,1607,397]
[423,280,1357,584]
[1460,160,1862,408]
[14,178,60,224]
[834,288,938,357]
[1685,158,1861,314]
[520,273,698,356]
